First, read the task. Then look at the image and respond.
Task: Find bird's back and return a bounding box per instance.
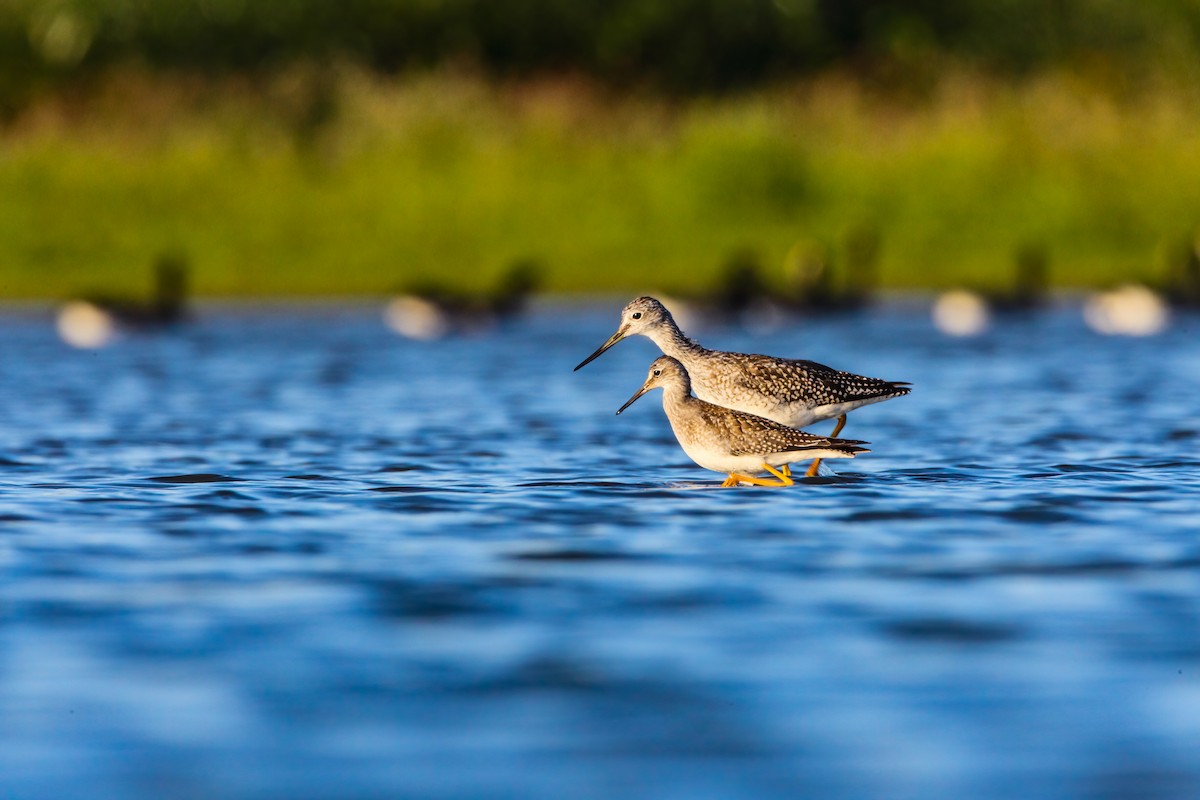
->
[683,349,910,427]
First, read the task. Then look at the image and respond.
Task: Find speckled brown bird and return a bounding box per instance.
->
[576,296,909,475]
[617,357,870,487]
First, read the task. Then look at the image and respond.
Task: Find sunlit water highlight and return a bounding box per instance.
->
[1,302,1198,799]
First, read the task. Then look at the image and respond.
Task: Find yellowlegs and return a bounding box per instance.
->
[576,296,909,475]
[617,357,869,487]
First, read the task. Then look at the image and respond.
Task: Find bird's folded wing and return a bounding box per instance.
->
[737,356,910,405]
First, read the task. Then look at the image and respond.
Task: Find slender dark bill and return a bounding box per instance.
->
[573,327,627,371]
[616,384,650,415]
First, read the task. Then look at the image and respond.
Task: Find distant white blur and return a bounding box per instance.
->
[1083,285,1169,336]
[383,296,450,341]
[931,290,990,337]
[56,301,116,349]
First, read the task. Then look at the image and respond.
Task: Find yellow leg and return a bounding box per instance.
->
[761,464,795,486]
[724,466,792,487]
[721,475,741,487]
[806,414,848,477]
[830,414,847,438]
[781,464,790,477]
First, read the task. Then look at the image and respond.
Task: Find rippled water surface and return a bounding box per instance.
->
[2,302,1199,799]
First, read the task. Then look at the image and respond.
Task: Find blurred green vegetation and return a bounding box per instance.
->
[4,69,1199,297]
[2,1,1200,297]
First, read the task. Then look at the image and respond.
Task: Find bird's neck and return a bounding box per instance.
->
[646,318,706,364]
[660,375,693,412]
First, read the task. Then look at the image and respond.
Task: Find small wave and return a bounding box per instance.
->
[880,617,1021,643]
[1138,458,1200,469]
[238,540,324,555]
[994,506,1084,523]
[455,655,610,693]
[199,489,258,501]
[883,555,1200,580]
[368,485,430,493]
[507,548,646,562]
[148,473,244,484]
[663,481,724,491]
[368,579,504,621]
[1027,431,1095,446]
[842,508,941,522]
[1052,463,1125,474]
[519,480,628,489]
[879,470,974,484]
[165,502,269,518]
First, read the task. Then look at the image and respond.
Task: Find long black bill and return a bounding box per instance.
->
[574,327,627,371]
[616,384,650,415]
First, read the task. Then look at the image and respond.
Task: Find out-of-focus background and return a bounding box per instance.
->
[4,6,1200,800]
[4,0,1200,299]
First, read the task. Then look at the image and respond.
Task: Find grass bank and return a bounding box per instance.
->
[2,68,1199,298]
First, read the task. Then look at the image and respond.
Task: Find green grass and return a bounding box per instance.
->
[2,69,1200,298]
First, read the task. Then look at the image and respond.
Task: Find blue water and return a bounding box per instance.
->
[1,302,1198,799]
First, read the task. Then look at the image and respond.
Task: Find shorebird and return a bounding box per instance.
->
[617,357,869,487]
[576,296,909,475]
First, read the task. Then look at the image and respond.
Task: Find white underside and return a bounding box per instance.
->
[780,397,889,428]
[689,382,894,429]
[676,438,852,476]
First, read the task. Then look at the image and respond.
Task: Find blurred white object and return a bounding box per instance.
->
[56,301,116,349]
[1083,284,1169,336]
[932,290,990,337]
[383,295,451,341]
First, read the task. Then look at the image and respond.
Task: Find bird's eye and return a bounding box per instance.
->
[631,312,642,320]
[653,369,661,376]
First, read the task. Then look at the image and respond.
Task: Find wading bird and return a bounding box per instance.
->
[577,296,908,476]
[617,357,869,487]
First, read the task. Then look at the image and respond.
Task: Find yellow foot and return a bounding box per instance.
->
[720,474,758,489]
[723,468,795,487]
[723,466,794,487]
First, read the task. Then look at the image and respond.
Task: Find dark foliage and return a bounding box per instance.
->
[3,0,1200,112]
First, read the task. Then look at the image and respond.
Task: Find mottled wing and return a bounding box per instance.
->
[732,354,911,406]
[695,402,868,456]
